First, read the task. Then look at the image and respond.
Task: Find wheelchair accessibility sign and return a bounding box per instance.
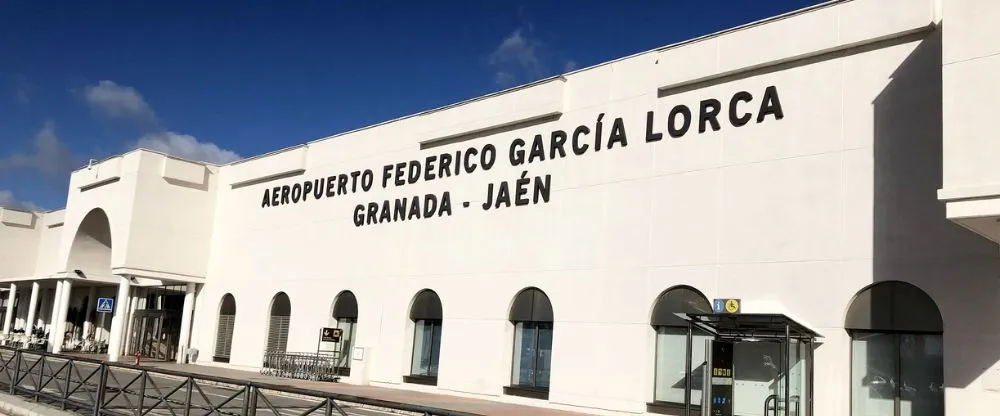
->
[96,297,114,313]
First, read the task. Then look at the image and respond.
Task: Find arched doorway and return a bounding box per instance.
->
[63,208,114,354]
[404,289,443,385]
[846,281,944,416]
[214,294,236,363]
[504,287,553,400]
[330,291,357,376]
[649,285,713,409]
[266,292,291,353]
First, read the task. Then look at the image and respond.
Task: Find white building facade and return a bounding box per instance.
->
[2,1,1000,415]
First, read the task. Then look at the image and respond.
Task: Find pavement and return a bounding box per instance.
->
[0,351,588,416]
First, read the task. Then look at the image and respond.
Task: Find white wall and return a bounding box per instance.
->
[185,1,1000,415]
[938,0,1000,239]
[0,209,42,279]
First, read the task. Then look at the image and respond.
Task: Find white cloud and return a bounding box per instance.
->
[134,131,242,164]
[487,26,575,87]
[489,28,545,80]
[81,80,242,165]
[0,121,78,179]
[0,190,40,212]
[83,80,158,127]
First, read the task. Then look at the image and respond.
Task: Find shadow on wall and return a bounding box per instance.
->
[66,208,113,276]
[872,29,1000,389]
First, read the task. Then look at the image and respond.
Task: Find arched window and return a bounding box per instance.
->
[504,287,553,400]
[214,294,236,363]
[266,292,291,353]
[650,286,713,410]
[331,291,358,376]
[846,281,944,416]
[404,289,443,385]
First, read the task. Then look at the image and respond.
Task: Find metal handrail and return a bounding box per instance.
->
[0,345,480,416]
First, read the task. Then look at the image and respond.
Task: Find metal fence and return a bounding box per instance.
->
[260,352,341,382]
[0,346,479,416]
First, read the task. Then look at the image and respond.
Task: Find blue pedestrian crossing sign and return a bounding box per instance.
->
[96,297,114,313]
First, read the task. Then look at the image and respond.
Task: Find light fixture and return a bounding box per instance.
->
[73,269,86,279]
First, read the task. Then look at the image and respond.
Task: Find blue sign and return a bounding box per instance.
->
[712,298,741,314]
[96,297,114,313]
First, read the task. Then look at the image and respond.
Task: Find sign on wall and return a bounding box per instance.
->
[258,86,785,228]
[713,298,741,314]
[320,327,342,343]
[96,297,114,313]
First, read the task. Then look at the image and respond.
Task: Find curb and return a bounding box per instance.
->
[0,392,76,416]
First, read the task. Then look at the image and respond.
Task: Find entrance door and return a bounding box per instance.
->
[128,311,181,361]
[712,339,811,416]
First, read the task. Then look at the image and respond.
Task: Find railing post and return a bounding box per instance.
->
[61,359,71,410]
[247,385,258,416]
[137,372,146,416]
[184,376,193,416]
[9,349,20,395]
[240,384,251,416]
[93,364,108,416]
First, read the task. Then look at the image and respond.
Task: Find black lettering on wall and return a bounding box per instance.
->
[699,99,722,133]
[668,105,692,138]
[267,86,787,227]
[729,91,753,127]
[645,111,663,143]
[757,85,784,123]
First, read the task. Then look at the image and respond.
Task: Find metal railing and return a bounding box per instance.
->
[0,346,479,416]
[260,352,342,382]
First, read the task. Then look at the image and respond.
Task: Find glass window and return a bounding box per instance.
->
[511,321,552,389]
[410,319,442,377]
[654,326,712,404]
[335,318,356,371]
[851,332,943,416]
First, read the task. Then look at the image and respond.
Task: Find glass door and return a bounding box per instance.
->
[728,339,811,416]
[851,332,944,416]
[732,340,784,416]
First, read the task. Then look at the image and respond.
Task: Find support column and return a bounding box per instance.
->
[47,281,63,351]
[2,283,17,336]
[83,286,97,340]
[107,276,131,362]
[52,279,73,354]
[24,282,39,337]
[176,283,197,363]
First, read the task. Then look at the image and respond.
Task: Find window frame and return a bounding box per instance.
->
[848,329,945,416]
[404,318,443,385]
[648,324,708,413]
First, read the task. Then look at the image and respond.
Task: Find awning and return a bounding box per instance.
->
[675,312,822,341]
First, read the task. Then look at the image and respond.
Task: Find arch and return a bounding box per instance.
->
[269,292,291,317]
[214,294,236,362]
[331,291,357,319]
[845,280,943,333]
[265,292,291,353]
[219,294,236,316]
[649,285,714,407]
[650,285,712,327]
[508,287,553,323]
[66,208,113,277]
[409,289,442,321]
[505,287,554,398]
[329,291,358,376]
[846,281,944,415]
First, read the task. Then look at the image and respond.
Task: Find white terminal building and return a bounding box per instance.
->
[2,0,1000,415]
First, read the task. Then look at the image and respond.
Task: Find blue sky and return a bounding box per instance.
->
[0,0,823,210]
